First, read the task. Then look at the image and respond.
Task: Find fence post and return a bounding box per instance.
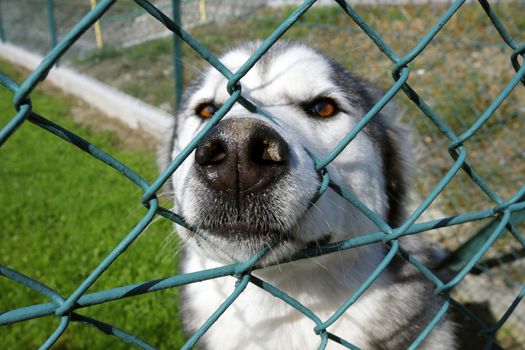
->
[172,0,183,111]
[199,0,207,23]
[45,0,58,49]
[0,0,5,42]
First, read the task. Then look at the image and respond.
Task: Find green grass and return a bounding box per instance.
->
[0,60,186,349]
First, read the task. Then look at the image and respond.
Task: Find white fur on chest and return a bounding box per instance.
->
[182,245,391,350]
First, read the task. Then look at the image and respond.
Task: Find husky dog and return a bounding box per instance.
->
[163,41,456,349]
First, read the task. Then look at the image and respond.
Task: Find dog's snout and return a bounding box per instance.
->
[195,118,289,195]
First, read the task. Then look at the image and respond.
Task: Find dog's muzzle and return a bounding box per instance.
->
[195,118,289,198]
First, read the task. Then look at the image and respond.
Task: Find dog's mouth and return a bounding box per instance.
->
[189,208,333,256]
[195,218,292,242]
[209,222,272,237]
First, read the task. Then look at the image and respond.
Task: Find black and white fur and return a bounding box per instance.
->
[163,41,456,349]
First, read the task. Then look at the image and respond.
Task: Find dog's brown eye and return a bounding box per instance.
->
[196,102,217,119]
[309,98,338,118]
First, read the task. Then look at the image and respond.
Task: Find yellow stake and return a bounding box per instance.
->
[199,0,207,23]
[90,0,104,49]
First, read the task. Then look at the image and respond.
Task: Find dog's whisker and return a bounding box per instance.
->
[264,240,283,272]
[158,231,183,261]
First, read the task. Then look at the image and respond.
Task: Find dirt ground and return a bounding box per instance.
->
[69,99,159,152]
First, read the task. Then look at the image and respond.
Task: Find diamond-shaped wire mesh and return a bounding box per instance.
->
[1,0,524,349]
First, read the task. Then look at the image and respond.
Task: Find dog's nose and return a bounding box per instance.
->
[195,118,289,196]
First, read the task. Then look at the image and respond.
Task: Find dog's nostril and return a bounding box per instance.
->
[251,138,287,165]
[195,142,226,166]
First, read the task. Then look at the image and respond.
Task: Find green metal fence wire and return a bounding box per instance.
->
[1,0,524,349]
[0,1,5,43]
[45,0,58,51]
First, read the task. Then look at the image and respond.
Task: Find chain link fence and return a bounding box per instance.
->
[1,0,525,349]
[0,0,265,57]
